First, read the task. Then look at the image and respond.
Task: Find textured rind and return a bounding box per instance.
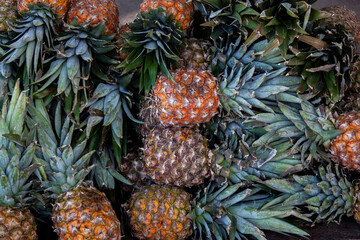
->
[140,0,194,30]
[152,69,220,127]
[330,112,360,171]
[52,185,121,240]
[0,207,37,240]
[144,127,213,187]
[66,0,119,35]
[17,0,71,18]
[129,185,192,240]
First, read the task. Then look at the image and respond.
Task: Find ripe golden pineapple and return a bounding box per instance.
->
[0,207,37,240]
[66,0,119,35]
[128,185,192,240]
[128,184,309,240]
[28,100,121,240]
[52,185,121,240]
[330,112,360,171]
[143,127,213,187]
[142,68,220,128]
[0,0,18,30]
[140,0,194,31]
[17,0,71,18]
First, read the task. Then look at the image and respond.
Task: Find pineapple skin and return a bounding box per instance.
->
[128,185,192,240]
[0,207,37,240]
[151,69,220,127]
[140,0,194,31]
[330,112,360,171]
[143,127,213,187]
[52,185,121,240]
[17,0,71,18]
[66,0,119,35]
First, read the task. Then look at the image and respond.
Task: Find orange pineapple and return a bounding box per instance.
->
[0,0,18,30]
[17,0,71,18]
[141,68,220,128]
[116,24,131,61]
[66,0,119,35]
[330,112,360,171]
[140,0,194,30]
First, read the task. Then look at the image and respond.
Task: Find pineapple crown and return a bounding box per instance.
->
[250,0,322,56]
[27,99,95,196]
[192,182,309,240]
[290,22,358,103]
[207,117,303,183]
[2,3,57,83]
[32,21,117,120]
[245,99,343,165]
[211,35,301,117]
[194,0,259,42]
[261,164,357,224]
[0,81,39,207]
[85,72,141,156]
[118,8,185,94]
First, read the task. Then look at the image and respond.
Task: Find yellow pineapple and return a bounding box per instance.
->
[28,99,121,240]
[17,0,71,18]
[140,68,220,129]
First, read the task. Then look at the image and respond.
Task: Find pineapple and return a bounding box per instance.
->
[140,68,220,128]
[66,0,119,35]
[17,0,71,18]
[140,119,304,187]
[0,81,38,240]
[27,99,121,240]
[143,127,213,187]
[140,0,194,31]
[330,112,360,171]
[262,164,360,224]
[0,0,18,30]
[128,184,309,240]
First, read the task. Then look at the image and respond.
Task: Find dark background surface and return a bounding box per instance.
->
[115,0,360,239]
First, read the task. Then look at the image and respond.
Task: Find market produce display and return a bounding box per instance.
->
[0,0,360,239]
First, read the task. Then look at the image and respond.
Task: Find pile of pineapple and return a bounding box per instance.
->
[1,0,360,239]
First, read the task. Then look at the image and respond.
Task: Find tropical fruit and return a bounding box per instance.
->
[0,0,18,30]
[128,184,309,240]
[330,112,360,171]
[28,99,121,240]
[66,0,119,35]
[140,68,220,128]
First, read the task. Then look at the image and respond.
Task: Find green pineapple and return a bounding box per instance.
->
[0,81,38,240]
[27,99,122,239]
[128,183,309,240]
